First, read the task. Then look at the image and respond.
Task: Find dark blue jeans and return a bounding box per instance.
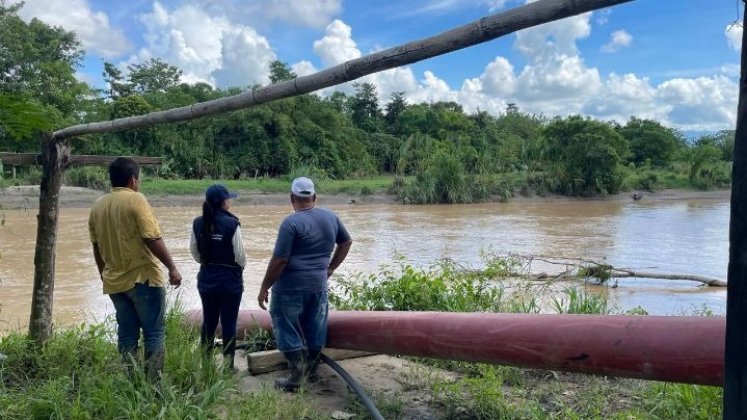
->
[199,290,242,355]
[109,282,166,360]
[269,291,328,353]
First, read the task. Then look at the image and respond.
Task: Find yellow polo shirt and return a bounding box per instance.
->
[88,187,165,294]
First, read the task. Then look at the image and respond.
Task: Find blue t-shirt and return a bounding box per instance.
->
[272,207,351,293]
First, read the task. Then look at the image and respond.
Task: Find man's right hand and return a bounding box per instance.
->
[169,268,182,288]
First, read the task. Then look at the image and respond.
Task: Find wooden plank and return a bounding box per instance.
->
[246,348,375,375]
[0,153,162,166]
[724,3,747,418]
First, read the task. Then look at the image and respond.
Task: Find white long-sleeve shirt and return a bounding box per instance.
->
[190,226,246,268]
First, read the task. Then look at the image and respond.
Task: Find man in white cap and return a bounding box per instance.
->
[258,177,353,391]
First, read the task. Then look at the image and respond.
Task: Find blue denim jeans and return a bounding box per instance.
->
[269,291,328,353]
[109,282,166,359]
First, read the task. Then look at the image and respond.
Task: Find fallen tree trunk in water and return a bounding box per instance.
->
[516,255,727,287]
[609,270,726,287]
[186,310,725,386]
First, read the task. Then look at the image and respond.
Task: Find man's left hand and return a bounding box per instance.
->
[258,288,269,310]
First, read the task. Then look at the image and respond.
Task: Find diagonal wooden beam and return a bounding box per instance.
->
[51,0,635,140]
[0,153,162,166]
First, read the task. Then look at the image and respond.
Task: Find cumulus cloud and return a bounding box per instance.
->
[583,73,665,123]
[313,20,362,67]
[515,12,592,58]
[291,61,318,77]
[601,30,633,53]
[124,1,275,88]
[726,23,743,51]
[476,57,517,97]
[12,0,131,58]
[299,11,736,131]
[657,76,737,130]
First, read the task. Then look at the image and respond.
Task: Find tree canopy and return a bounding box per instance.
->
[0,3,734,202]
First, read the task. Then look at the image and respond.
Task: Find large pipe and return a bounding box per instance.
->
[187,310,724,386]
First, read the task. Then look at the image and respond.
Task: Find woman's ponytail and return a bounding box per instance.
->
[197,200,216,261]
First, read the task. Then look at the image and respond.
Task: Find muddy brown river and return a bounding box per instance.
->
[0,198,729,332]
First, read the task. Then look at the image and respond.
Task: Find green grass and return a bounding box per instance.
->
[0,256,725,419]
[620,164,708,192]
[0,306,321,419]
[138,175,395,196]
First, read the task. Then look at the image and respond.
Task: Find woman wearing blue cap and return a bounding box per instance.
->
[190,184,245,372]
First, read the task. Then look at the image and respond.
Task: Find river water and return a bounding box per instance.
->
[0,198,729,332]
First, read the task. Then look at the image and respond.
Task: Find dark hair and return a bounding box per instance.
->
[197,200,221,261]
[291,194,314,203]
[109,157,140,188]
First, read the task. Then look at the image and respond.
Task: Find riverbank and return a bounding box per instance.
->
[0,184,731,209]
[0,273,724,419]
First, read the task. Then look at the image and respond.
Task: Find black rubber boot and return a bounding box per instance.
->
[274,350,305,392]
[223,352,238,374]
[306,349,322,383]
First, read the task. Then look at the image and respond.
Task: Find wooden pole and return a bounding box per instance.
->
[724,3,747,418]
[28,134,69,345]
[0,152,162,166]
[51,0,633,140]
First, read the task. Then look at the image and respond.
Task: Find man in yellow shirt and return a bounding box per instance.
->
[89,157,182,380]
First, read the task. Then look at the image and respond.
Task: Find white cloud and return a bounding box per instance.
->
[291,61,318,77]
[657,76,737,130]
[12,0,131,58]
[125,2,275,88]
[476,57,517,97]
[394,0,461,18]
[601,30,633,53]
[484,0,511,12]
[313,20,362,67]
[191,0,341,29]
[515,12,591,58]
[212,26,276,88]
[726,23,743,51]
[302,13,736,131]
[584,73,666,123]
[595,9,612,26]
[721,63,740,78]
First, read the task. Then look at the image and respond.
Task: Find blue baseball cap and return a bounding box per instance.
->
[206,184,238,206]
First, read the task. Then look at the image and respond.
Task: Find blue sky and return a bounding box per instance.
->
[10,0,744,131]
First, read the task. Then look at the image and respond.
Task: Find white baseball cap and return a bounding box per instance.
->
[291,177,315,197]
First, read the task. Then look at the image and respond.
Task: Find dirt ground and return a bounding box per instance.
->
[0,185,731,210]
[235,352,458,419]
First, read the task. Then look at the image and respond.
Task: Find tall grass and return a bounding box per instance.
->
[138,176,394,196]
[0,306,321,419]
[64,167,109,191]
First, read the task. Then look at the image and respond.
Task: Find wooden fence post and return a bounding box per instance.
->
[28,133,69,345]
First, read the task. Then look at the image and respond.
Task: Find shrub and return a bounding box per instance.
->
[64,167,109,190]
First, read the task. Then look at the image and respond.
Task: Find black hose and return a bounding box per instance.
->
[320,353,385,420]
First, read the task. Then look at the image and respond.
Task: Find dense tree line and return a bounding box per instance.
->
[0,3,735,202]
